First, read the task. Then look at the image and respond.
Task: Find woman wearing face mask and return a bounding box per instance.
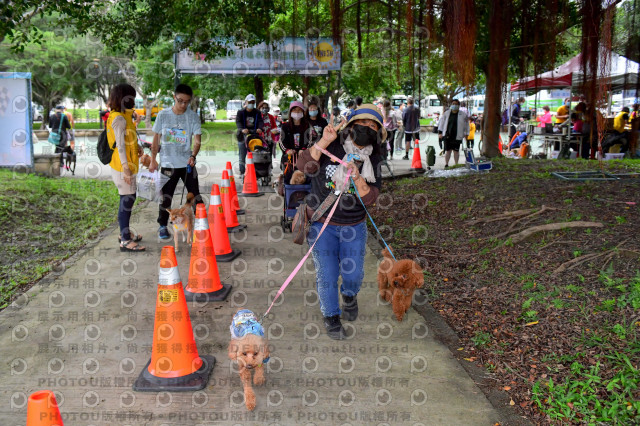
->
[306,101,328,145]
[296,104,384,340]
[279,101,310,175]
[258,101,279,145]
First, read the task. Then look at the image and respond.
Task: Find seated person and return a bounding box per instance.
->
[508,131,528,151]
[571,113,583,134]
[536,105,552,127]
[613,107,630,135]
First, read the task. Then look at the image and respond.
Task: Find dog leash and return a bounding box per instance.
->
[314,145,396,260]
[261,169,351,321]
[260,144,395,322]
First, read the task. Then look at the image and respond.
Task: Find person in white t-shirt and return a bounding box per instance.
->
[149,84,203,240]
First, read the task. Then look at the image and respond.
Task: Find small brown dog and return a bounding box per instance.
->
[378,248,424,321]
[228,310,270,411]
[166,192,195,252]
[290,170,306,185]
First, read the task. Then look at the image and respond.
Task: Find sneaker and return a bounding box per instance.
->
[402,155,409,160]
[323,315,345,340]
[341,295,358,321]
[439,150,444,156]
[444,165,449,169]
[158,226,170,240]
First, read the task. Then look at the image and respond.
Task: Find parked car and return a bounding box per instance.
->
[32,105,43,121]
[226,100,243,121]
[203,100,216,121]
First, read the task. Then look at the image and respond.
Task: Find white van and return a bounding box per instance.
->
[390,94,408,109]
[420,95,443,118]
[226,100,243,121]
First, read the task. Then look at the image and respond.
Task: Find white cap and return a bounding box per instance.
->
[245,94,256,102]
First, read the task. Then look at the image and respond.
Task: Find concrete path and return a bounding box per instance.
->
[0,169,508,425]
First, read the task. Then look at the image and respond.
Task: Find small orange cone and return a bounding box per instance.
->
[410,138,425,172]
[221,170,247,233]
[226,161,245,215]
[208,184,241,262]
[133,246,215,391]
[241,152,264,197]
[184,204,232,302]
[26,390,63,426]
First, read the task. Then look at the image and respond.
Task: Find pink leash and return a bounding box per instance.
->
[262,147,351,318]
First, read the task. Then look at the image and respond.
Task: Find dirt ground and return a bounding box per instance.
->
[370,159,640,425]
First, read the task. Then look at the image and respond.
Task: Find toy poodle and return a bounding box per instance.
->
[378,248,424,321]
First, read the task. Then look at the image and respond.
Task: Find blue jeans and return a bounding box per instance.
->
[307,221,367,317]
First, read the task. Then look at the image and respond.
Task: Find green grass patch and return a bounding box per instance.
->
[0,170,127,309]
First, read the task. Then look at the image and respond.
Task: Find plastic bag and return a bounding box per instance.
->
[136,170,169,202]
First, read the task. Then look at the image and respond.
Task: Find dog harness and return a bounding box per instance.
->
[230,310,270,364]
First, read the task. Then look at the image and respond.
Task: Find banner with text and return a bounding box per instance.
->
[0,72,33,167]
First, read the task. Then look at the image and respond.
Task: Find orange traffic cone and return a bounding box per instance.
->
[208,184,241,262]
[184,204,232,302]
[221,170,247,233]
[226,161,244,215]
[26,390,63,426]
[241,152,264,197]
[410,138,425,172]
[133,246,215,391]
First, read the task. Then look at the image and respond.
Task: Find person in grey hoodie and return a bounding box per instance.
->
[438,99,470,168]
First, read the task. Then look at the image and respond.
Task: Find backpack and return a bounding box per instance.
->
[97,129,116,165]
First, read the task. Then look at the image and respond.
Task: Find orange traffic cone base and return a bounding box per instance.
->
[235,209,246,215]
[240,192,264,198]
[216,249,242,262]
[133,355,216,392]
[227,223,247,233]
[185,283,232,302]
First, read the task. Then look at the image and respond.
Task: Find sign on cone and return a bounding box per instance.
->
[410,138,425,172]
[208,184,241,262]
[241,152,263,197]
[221,170,247,233]
[133,246,215,391]
[226,162,245,215]
[185,204,232,302]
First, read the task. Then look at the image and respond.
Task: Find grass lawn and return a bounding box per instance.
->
[0,170,143,309]
[371,158,640,424]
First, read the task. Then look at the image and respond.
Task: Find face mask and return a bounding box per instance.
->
[451,105,460,112]
[261,109,268,114]
[291,112,303,120]
[246,104,254,110]
[350,124,378,146]
[309,110,318,117]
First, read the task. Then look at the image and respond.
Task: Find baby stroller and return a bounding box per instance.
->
[245,132,273,186]
[280,153,311,231]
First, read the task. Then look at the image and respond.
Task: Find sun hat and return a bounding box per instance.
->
[289,100,305,112]
[345,103,387,142]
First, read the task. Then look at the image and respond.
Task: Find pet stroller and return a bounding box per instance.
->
[279,155,312,231]
[245,132,273,186]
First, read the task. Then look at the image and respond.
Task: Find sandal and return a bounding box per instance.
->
[119,240,146,252]
[118,234,142,243]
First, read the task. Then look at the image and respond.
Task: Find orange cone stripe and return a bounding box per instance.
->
[246,157,254,165]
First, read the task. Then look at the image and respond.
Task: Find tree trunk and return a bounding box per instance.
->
[302,76,310,105]
[481,0,512,158]
[254,76,264,104]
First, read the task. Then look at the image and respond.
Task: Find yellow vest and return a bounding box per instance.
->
[107,110,139,174]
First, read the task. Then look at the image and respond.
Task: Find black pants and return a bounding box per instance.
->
[157,167,203,227]
[382,130,396,160]
[466,138,474,149]
[237,140,248,174]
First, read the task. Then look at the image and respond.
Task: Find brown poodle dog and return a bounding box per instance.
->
[228,310,270,411]
[290,170,306,185]
[378,248,424,321]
